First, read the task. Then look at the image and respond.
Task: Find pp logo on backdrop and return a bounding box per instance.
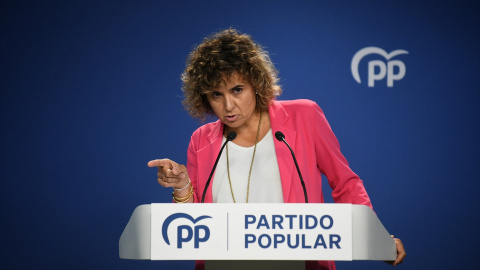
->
[351,47,408,87]
[162,213,212,248]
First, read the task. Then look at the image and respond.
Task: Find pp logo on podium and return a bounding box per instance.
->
[351,47,408,87]
[162,213,212,248]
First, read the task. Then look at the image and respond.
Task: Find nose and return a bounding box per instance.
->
[224,94,235,112]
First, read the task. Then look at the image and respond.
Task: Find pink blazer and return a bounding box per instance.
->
[187,99,372,270]
[186,99,372,208]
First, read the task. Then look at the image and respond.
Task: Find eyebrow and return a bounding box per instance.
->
[231,85,244,90]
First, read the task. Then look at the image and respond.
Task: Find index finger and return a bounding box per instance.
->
[147,159,172,168]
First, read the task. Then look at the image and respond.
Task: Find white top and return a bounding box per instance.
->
[212,129,284,203]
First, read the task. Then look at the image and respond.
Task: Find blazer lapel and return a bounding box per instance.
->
[196,120,223,203]
[269,101,297,203]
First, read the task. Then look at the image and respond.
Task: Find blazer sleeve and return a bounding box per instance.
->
[187,134,200,203]
[313,103,373,208]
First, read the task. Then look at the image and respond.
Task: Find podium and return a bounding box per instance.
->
[119,203,396,269]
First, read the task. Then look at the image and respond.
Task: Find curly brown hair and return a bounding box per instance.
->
[181,28,282,121]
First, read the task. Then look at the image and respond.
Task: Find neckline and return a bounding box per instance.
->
[226,129,272,149]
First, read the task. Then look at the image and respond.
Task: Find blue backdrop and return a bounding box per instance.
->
[1,0,479,269]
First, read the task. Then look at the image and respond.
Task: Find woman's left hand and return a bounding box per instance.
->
[389,235,406,267]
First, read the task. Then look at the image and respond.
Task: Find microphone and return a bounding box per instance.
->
[275,131,309,203]
[201,131,237,203]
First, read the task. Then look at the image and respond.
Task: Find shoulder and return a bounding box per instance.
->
[189,120,223,150]
[191,121,215,136]
[271,99,323,116]
[191,120,219,140]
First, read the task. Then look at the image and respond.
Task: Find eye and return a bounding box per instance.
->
[211,91,222,98]
[232,86,243,94]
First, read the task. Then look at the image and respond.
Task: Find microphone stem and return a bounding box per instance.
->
[282,139,309,203]
[201,140,228,203]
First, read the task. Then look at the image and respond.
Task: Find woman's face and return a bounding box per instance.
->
[207,73,257,131]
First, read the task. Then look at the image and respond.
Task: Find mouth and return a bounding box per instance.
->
[225,115,238,122]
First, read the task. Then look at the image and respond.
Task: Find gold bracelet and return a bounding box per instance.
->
[173,194,191,203]
[172,182,193,203]
[173,195,192,203]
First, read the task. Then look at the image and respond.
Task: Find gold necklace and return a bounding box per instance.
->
[226,112,262,203]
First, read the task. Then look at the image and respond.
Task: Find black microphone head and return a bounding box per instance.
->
[227,131,237,141]
[275,131,285,141]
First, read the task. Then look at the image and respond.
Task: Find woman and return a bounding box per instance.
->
[148,28,405,269]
